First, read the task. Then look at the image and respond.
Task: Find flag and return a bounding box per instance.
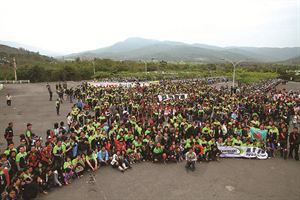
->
[249,127,267,142]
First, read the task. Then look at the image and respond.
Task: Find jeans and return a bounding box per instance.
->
[289,144,299,161]
[186,161,195,170]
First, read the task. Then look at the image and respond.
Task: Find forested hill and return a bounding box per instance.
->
[0,44,53,65]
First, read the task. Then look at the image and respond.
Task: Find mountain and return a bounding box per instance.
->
[0,40,63,57]
[67,37,160,58]
[0,44,53,65]
[281,55,300,64]
[64,37,300,63]
[225,47,300,62]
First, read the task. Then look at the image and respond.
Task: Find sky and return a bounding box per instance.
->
[0,0,299,54]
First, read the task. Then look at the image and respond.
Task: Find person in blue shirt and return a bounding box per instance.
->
[97,146,109,166]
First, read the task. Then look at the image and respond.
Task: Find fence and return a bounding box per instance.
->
[0,80,30,84]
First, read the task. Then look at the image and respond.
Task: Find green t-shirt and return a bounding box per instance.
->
[185,139,193,149]
[88,135,96,144]
[133,140,142,148]
[25,130,32,138]
[86,153,97,161]
[53,145,66,155]
[224,139,233,146]
[4,148,17,156]
[127,148,133,154]
[72,159,78,166]
[16,152,27,162]
[125,134,134,142]
[145,130,151,135]
[72,158,84,166]
[269,128,279,137]
[153,147,163,154]
[202,127,211,134]
[232,139,243,146]
[64,161,72,169]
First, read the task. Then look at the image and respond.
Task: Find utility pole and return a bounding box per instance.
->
[141,60,147,73]
[93,60,95,75]
[221,58,245,88]
[13,57,17,81]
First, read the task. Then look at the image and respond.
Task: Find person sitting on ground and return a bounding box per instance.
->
[85,150,98,172]
[111,151,128,172]
[63,157,74,185]
[185,148,197,171]
[97,146,109,166]
[72,154,85,177]
[153,143,167,163]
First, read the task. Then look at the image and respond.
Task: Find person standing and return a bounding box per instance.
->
[278,127,288,160]
[56,99,60,116]
[4,122,14,146]
[25,123,33,144]
[46,83,53,101]
[289,127,299,161]
[6,94,12,106]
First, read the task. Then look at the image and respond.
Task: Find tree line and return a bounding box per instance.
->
[0,56,299,83]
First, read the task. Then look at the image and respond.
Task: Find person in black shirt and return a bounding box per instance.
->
[278,127,288,160]
[46,83,53,101]
[288,127,299,161]
[5,122,14,146]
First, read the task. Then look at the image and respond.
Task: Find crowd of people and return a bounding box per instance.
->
[1,78,300,200]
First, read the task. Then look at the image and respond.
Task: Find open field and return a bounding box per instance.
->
[0,81,299,200]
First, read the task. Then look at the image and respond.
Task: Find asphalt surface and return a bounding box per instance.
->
[0,81,299,200]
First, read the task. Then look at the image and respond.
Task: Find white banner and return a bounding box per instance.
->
[218,145,268,160]
[88,81,160,88]
[158,94,188,102]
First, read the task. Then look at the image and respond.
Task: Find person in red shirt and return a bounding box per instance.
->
[115,138,126,152]
[40,142,53,167]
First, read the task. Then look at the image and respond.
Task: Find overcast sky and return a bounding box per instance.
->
[0,0,299,53]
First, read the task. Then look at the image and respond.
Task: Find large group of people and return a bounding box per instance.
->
[1,78,299,200]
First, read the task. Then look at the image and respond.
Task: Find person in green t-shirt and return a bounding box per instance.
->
[63,157,74,185]
[25,123,33,142]
[86,150,98,171]
[72,155,85,177]
[16,146,27,171]
[232,135,243,146]
[52,140,66,171]
[153,143,166,162]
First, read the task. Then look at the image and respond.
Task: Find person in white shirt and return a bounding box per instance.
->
[185,148,197,171]
[6,93,12,106]
[111,151,128,172]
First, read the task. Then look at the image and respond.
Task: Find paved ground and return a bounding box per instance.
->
[0,82,78,147]
[0,81,299,200]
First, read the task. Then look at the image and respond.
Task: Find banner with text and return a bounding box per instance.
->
[218,145,268,160]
